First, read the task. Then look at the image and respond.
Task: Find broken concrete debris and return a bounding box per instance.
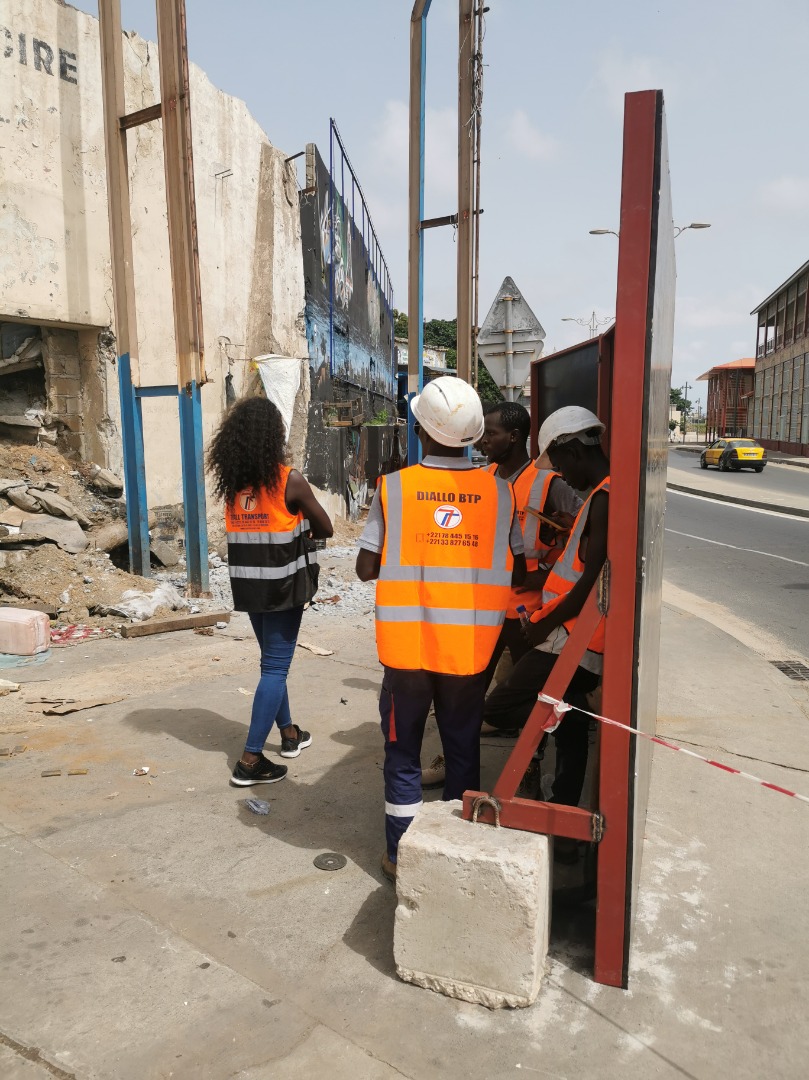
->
[0,444,196,629]
[87,464,124,497]
[27,488,92,527]
[20,515,88,554]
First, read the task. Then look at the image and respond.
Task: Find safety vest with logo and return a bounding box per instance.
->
[225,465,317,612]
[538,477,610,675]
[487,461,565,617]
[376,464,515,676]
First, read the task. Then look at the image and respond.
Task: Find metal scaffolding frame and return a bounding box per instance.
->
[98,0,209,595]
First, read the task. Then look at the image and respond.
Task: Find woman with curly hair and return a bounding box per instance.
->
[207,397,333,787]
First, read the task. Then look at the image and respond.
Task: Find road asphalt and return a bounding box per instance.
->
[664,489,809,659]
[1,529,808,1079]
[667,448,809,516]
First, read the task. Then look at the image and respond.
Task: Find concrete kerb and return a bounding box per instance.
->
[665,481,809,518]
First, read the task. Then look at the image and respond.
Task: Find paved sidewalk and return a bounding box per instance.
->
[1,565,808,1078]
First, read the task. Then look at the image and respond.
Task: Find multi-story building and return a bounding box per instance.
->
[751,259,809,456]
[698,358,755,441]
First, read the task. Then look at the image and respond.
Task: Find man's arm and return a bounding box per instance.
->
[525,490,608,646]
[355,486,384,581]
[356,548,381,581]
[285,469,333,539]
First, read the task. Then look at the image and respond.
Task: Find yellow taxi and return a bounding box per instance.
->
[700,438,767,473]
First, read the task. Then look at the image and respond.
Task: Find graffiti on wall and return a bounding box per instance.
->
[300,142,394,401]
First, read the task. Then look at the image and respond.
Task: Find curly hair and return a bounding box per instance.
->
[206,396,287,507]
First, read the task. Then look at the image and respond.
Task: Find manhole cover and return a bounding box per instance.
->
[313,852,347,872]
[770,661,809,682]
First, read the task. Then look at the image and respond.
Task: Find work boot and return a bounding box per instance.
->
[421,754,446,788]
[381,852,397,882]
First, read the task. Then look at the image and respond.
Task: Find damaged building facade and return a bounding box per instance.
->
[1,0,398,527]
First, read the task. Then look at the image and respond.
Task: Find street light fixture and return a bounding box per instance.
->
[672,222,711,238]
[590,223,711,239]
[562,311,614,337]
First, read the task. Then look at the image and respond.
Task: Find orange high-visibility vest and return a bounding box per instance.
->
[376,464,515,676]
[225,465,316,612]
[538,477,610,674]
[487,461,564,617]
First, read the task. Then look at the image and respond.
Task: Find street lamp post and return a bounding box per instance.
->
[561,311,614,337]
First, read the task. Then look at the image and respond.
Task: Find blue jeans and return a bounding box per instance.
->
[244,608,304,753]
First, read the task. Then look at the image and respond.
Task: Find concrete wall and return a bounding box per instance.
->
[0,0,307,512]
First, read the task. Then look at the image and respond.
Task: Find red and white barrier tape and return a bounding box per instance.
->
[536,693,809,806]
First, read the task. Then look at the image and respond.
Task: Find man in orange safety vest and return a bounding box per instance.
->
[356,377,526,881]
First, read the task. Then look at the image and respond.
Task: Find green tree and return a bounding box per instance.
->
[670,387,691,413]
[393,311,503,404]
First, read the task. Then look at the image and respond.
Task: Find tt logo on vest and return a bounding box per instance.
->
[434,504,463,530]
[239,491,258,512]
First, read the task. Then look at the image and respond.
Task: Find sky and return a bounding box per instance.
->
[72,0,809,411]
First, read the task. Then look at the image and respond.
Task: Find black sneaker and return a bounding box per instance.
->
[280,724,312,759]
[230,754,288,787]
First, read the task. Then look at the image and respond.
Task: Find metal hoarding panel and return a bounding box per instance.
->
[596,90,674,987]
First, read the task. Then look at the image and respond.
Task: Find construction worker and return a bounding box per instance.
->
[421,401,582,786]
[483,406,609,810]
[355,377,526,881]
[480,401,582,690]
[207,397,333,787]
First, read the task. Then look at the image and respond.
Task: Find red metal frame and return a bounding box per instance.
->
[464,91,668,989]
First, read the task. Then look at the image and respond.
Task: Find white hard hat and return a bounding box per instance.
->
[537,406,605,457]
[411,376,484,448]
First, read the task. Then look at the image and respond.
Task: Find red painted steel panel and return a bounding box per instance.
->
[596,90,674,987]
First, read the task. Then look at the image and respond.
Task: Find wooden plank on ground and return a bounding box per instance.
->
[120,611,231,639]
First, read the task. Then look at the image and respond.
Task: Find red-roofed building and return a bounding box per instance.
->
[750,260,809,455]
[698,358,755,441]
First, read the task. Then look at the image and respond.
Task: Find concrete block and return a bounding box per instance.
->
[393,800,551,1009]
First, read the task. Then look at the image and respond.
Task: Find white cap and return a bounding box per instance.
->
[411,376,484,448]
[537,406,605,457]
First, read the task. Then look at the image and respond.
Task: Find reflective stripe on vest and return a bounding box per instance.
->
[375,464,515,676]
[522,469,558,561]
[224,466,315,612]
[540,477,610,671]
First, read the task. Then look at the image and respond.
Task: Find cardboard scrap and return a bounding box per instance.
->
[40,694,124,715]
[297,641,334,657]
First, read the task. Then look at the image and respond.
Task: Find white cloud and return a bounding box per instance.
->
[367,99,458,201]
[759,175,809,214]
[594,47,677,117]
[505,110,558,162]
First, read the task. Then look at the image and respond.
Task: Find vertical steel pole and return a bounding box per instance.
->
[408,2,431,465]
[179,382,209,593]
[156,0,209,595]
[503,294,514,402]
[456,0,474,385]
[98,0,150,577]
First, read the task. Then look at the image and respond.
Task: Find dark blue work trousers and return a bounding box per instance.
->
[380,665,487,862]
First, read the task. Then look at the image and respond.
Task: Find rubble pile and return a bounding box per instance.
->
[0,443,185,627]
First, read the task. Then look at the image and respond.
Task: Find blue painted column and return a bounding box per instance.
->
[178,381,210,596]
[117,352,151,577]
[407,6,429,467]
